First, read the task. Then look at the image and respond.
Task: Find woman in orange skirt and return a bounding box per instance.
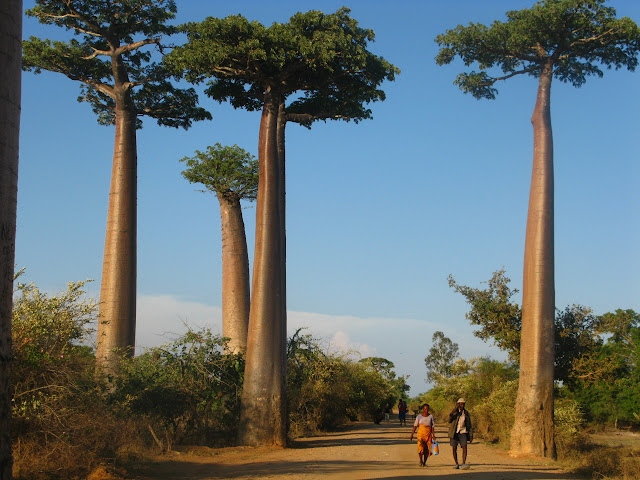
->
[410,403,435,467]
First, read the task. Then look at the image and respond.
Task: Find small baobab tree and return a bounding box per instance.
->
[436,0,640,457]
[180,143,258,354]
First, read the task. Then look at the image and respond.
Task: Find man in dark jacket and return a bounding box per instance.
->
[448,398,473,469]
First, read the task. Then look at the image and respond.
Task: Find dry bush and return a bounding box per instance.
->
[471,379,518,446]
[13,408,146,480]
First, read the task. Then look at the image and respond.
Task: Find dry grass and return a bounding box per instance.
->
[558,432,640,480]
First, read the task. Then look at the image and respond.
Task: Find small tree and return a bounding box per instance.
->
[425,331,460,383]
[436,0,640,457]
[22,0,211,376]
[181,144,258,354]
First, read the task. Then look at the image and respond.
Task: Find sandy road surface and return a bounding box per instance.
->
[131,421,585,480]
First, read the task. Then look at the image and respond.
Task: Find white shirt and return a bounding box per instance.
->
[414,414,434,427]
[456,411,467,434]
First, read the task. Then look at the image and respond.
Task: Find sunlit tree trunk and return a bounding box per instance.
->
[238,85,286,446]
[0,2,22,477]
[218,193,250,354]
[277,103,289,434]
[277,103,287,371]
[510,62,556,458]
[95,94,138,376]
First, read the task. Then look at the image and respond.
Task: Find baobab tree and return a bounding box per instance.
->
[181,144,258,354]
[436,0,640,458]
[22,0,210,376]
[0,2,22,476]
[166,7,398,446]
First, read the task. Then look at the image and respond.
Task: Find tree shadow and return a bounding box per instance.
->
[131,458,585,480]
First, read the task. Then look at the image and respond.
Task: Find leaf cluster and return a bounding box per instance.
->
[435,0,640,98]
[180,143,258,202]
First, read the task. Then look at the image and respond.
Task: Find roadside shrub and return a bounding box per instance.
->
[472,379,518,446]
[554,397,585,457]
[420,357,518,441]
[11,278,142,479]
[287,329,403,437]
[112,328,244,449]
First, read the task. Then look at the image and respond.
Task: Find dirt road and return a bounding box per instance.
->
[131,422,584,480]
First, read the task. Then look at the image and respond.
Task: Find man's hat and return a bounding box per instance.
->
[457,398,465,404]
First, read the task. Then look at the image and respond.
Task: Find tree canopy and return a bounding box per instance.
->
[425,331,460,383]
[165,7,398,124]
[181,143,258,202]
[436,0,640,99]
[23,0,210,128]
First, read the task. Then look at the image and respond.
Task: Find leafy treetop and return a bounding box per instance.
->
[165,7,399,127]
[22,0,210,128]
[180,143,259,202]
[435,0,640,99]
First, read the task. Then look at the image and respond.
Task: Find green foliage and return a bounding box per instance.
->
[286,329,405,436]
[22,0,210,128]
[570,309,640,427]
[11,275,140,480]
[449,270,522,362]
[425,331,460,383]
[449,269,615,385]
[165,7,398,126]
[113,328,244,447]
[436,0,640,99]
[12,277,97,415]
[180,143,259,201]
[421,357,518,438]
[554,305,600,386]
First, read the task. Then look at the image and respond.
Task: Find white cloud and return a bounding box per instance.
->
[135,295,222,352]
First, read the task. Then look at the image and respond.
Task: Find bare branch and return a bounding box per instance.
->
[114,38,161,56]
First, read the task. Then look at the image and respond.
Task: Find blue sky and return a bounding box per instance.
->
[18,0,639,394]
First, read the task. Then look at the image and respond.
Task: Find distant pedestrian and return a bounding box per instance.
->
[410,403,435,467]
[383,403,391,422]
[448,398,473,469]
[398,398,408,426]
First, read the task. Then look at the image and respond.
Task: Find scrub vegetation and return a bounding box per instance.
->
[11,277,408,480]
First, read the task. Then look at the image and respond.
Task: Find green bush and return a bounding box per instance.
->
[11,278,142,480]
[286,329,404,437]
[112,328,244,448]
[420,357,518,440]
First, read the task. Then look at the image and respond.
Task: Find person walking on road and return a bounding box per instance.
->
[383,403,391,422]
[410,403,435,467]
[398,398,408,426]
[448,398,473,469]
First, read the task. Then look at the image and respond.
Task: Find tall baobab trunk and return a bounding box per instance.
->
[277,103,287,364]
[277,104,288,434]
[238,86,287,446]
[95,98,138,376]
[510,62,556,458]
[0,2,22,477]
[217,193,250,354]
